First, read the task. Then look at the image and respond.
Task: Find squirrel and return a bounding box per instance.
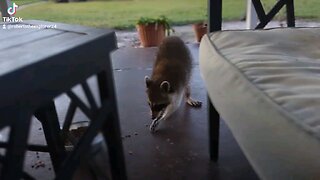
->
[145,36,202,132]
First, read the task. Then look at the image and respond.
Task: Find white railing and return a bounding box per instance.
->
[246,0,258,29]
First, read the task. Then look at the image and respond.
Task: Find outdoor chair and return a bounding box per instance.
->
[202,0,320,179]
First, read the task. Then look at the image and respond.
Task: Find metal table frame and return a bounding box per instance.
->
[0,20,127,180]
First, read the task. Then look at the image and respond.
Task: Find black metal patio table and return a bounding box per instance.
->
[0,20,126,179]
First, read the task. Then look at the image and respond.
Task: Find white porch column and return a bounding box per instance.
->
[246,0,258,29]
[0,0,12,19]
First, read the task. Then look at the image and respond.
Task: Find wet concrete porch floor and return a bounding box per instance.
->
[110,44,258,180]
[22,44,259,179]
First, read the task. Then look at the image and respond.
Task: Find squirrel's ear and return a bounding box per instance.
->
[160,81,171,93]
[145,76,152,88]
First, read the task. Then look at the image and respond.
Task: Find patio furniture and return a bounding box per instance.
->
[203,0,320,179]
[206,0,296,162]
[0,20,126,179]
[206,0,295,159]
[200,27,320,179]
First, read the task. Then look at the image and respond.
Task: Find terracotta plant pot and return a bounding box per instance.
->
[136,23,166,47]
[192,22,207,43]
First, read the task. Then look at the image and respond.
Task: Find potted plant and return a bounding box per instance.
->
[192,21,207,43]
[136,15,174,47]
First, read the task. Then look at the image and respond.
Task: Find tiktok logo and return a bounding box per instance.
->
[7,2,18,16]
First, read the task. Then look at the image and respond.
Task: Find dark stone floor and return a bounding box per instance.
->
[23,44,259,179]
[111,44,258,180]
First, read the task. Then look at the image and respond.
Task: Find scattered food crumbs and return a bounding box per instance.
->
[128,151,133,155]
[125,135,131,138]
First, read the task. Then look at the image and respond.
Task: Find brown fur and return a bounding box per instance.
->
[150,36,192,92]
[145,36,201,131]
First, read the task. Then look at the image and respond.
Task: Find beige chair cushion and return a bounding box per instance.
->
[199,28,320,180]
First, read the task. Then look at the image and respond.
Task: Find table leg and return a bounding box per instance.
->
[34,101,66,173]
[1,109,32,180]
[102,113,127,180]
[98,68,127,180]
